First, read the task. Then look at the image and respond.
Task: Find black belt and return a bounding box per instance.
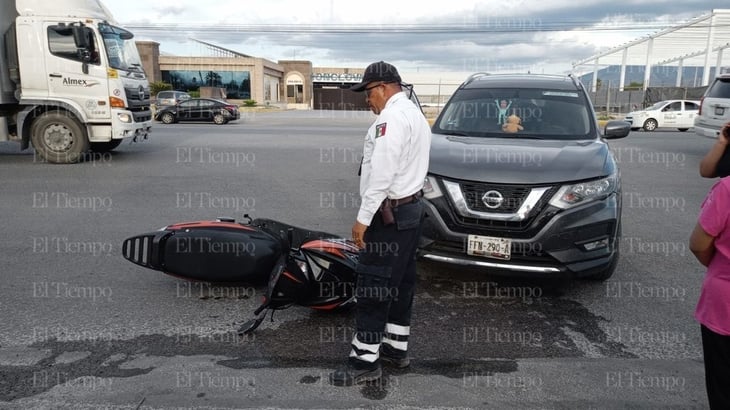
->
[378,191,422,226]
[385,191,423,208]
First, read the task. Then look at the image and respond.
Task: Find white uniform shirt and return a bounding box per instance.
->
[357,92,432,226]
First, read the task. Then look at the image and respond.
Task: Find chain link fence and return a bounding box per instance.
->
[589,86,709,117]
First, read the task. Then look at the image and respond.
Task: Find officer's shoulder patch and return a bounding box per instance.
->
[375,122,387,138]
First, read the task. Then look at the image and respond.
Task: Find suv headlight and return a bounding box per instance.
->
[549,174,618,209]
[422,175,443,199]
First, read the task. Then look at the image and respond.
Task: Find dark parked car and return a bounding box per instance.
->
[155,98,240,125]
[419,73,631,280]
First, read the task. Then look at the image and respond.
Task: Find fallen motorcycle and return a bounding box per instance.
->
[122,215,359,333]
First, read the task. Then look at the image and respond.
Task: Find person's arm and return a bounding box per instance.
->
[689,223,715,267]
[700,122,730,178]
[699,135,728,177]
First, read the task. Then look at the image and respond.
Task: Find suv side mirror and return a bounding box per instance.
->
[603,120,631,139]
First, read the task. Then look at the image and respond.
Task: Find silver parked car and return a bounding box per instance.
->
[695,73,730,138]
[155,90,191,108]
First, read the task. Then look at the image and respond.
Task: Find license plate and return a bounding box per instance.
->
[715,107,725,116]
[467,235,511,260]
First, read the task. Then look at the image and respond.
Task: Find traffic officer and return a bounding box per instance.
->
[329,61,431,386]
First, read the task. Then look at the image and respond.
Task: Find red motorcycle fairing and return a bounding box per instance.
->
[298,240,359,309]
[238,239,359,334]
[165,220,258,232]
[258,241,359,310]
[301,238,360,259]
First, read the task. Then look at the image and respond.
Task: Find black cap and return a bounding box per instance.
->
[350,61,402,92]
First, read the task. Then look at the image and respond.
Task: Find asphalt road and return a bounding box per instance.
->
[0,111,718,409]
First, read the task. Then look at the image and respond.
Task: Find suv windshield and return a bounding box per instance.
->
[99,23,145,74]
[433,87,594,140]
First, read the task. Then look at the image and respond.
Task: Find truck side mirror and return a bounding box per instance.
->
[72,25,90,74]
[72,25,89,49]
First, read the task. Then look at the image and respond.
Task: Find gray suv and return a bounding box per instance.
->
[419,73,630,280]
[694,73,730,138]
[155,90,191,108]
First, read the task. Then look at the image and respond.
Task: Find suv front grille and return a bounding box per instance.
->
[460,183,532,214]
[442,179,560,237]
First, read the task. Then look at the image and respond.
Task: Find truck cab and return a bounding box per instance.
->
[0,0,152,163]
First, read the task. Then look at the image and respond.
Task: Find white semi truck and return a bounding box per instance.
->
[0,0,152,163]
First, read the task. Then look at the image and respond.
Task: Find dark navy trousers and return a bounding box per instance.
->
[349,199,424,367]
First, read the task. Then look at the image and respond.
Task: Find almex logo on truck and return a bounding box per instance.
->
[62,77,100,87]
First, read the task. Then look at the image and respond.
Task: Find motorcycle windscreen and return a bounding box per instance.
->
[161,228,282,283]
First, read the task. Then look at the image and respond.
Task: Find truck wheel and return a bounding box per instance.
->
[90,140,123,152]
[31,112,89,164]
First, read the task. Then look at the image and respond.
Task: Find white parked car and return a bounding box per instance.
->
[624,99,699,132]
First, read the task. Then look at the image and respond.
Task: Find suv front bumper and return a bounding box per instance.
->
[418,194,621,278]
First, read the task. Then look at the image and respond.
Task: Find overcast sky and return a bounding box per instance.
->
[103,0,727,77]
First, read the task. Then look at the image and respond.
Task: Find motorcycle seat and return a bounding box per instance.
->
[252,218,339,250]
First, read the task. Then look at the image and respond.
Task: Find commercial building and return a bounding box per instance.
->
[138,40,374,110]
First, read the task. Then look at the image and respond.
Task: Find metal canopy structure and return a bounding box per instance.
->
[572,9,730,91]
[189,38,254,58]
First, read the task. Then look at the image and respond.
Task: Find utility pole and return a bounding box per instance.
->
[606,80,611,118]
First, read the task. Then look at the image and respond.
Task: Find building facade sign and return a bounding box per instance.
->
[312,73,362,83]
[286,73,304,85]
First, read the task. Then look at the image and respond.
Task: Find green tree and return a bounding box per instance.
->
[150,81,172,97]
[205,71,222,87]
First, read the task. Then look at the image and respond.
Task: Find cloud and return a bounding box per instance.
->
[107,0,729,74]
[152,5,188,18]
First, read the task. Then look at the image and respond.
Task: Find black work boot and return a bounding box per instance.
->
[329,359,382,386]
[380,344,410,368]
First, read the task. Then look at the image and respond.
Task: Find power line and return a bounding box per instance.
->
[122,21,730,35]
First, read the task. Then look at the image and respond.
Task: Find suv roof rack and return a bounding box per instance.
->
[567,73,583,89]
[464,72,490,85]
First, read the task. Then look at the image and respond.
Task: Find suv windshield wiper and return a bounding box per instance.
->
[442,131,472,136]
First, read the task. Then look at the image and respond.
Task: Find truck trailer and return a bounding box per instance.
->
[0,0,152,163]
